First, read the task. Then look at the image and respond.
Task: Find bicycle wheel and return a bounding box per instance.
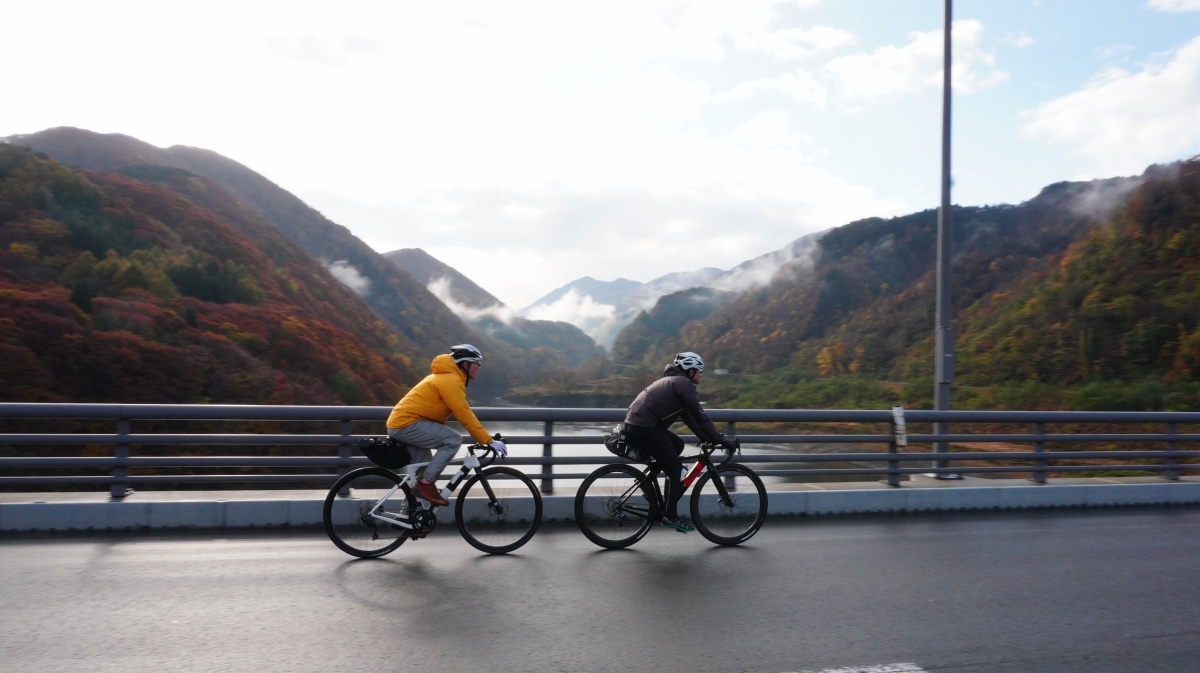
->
[324,467,413,558]
[455,466,543,554]
[689,463,768,546]
[575,464,657,549]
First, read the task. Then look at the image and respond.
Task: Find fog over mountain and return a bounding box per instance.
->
[384,247,602,367]
[520,230,828,348]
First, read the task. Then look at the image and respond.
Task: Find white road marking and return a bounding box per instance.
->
[785,665,926,673]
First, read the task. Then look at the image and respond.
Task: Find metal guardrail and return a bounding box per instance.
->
[1,403,1197,497]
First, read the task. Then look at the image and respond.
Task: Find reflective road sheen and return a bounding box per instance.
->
[4,509,1200,673]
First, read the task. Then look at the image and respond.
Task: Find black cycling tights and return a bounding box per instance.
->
[625,424,685,518]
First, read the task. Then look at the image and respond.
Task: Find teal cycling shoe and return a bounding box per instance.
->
[659,516,694,533]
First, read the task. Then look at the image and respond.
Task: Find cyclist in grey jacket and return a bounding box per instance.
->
[624,352,735,533]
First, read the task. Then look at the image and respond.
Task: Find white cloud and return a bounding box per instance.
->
[1021,36,1200,176]
[426,277,517,324]
[1147,0,1200,12]
[323,260,371,295]
[714,73,827,107]
[1002,32,1034,49]
[522,289,616,333]
[826,20,1008,102]
[734,25,858,60]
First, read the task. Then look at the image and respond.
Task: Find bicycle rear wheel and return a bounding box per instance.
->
[455,466,543,554]
[324,467,413,558]
[575,464,657,549]
[689,463,767,546]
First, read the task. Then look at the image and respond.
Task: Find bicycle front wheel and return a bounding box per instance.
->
[455,466,543,554]
[575,464,657,549]
[689,463,768,546]
[324,467,413,558]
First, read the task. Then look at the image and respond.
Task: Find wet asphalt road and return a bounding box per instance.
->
[4,508,1200,673]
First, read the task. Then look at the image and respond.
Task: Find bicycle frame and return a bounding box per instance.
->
[362,447,491,531]
[611,443,737,522]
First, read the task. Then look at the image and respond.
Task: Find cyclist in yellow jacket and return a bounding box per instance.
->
[386,344,506,505]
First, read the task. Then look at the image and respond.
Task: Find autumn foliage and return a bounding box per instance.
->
[0,145,416,404]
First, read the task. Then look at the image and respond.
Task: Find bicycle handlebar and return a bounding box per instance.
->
[695,439,740,466]
[467,433,506,468]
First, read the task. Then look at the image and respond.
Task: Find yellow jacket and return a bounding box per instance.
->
[386,354,492,445]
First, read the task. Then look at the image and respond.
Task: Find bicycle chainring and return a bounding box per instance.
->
[411,508,438,535]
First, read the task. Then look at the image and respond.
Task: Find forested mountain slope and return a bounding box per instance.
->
[8,128,470,362]
[614,172,1147,380]
[954,160,1200,385]
[7,127,583,391]
[0,145,417,403]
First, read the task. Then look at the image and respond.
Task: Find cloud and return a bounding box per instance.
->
[522,289,616,334]
[304,168,908,307]
[734,25,858,60]
[826,19,1008,102]
[267,32,384,66]
[426,277,517,324]
[323,260,371,295]
[1147,0,1200,12]
[714,73,827,107]
[707,229,824,294]
[1021,36,1200,176]
[1001,32,1034,49]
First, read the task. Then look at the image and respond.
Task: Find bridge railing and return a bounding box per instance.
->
[1,403,1198,497]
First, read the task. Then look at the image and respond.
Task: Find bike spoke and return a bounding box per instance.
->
[324,468,412,558]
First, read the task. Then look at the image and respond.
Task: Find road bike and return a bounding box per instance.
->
[574,440,767,548]
[323,439,542,557]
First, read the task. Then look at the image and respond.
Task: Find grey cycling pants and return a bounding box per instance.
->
[387,420,462,483]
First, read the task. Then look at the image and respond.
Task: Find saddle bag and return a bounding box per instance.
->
[358,436,412,470]
[603,423,648,463]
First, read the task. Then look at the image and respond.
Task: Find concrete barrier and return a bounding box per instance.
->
[5,480,1200,532]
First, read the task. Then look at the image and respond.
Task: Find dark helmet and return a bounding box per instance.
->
[449,344,483,364]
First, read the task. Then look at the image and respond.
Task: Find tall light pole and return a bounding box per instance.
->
[933,0,958,477]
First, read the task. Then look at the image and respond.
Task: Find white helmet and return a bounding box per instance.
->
[449,344,483,364]
[672,351,704,373]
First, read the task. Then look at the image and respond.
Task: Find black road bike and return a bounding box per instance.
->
[574,441,767,548]
[323,440,542,557]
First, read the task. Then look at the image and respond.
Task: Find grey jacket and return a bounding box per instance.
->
[624,366,724,444]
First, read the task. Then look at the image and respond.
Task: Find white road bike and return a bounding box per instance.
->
[322,441,542,557]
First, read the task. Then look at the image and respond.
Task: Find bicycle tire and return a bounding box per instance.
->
[324,466,413,558]
[575,464,658,549]
[455,466,543,554]
[689,463,768,546]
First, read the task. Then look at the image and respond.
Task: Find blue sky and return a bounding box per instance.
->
[3,1,1200,312]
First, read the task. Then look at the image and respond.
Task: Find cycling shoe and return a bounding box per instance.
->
[659,516,694,533]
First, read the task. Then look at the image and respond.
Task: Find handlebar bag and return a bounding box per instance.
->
[603,424,648,463]
[359,436,412,469]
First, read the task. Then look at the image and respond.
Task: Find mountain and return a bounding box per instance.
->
[522,232,828,348]
[5,127,578,393]
[7,128,470,360]
[383,248,502,309]
[525,277,644,310]
[384,247,603,367]
[0,144,417,403]
[610,170,1153,381]
[609,287,734,366]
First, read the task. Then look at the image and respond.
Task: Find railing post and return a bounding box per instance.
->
[109,418,132,499]
[1165,422,1179,481]
[337,420,352,496]
[1029,422,1047,484]
[724,421,737,491]
[886,406,905,486]
[541,421,554,494]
